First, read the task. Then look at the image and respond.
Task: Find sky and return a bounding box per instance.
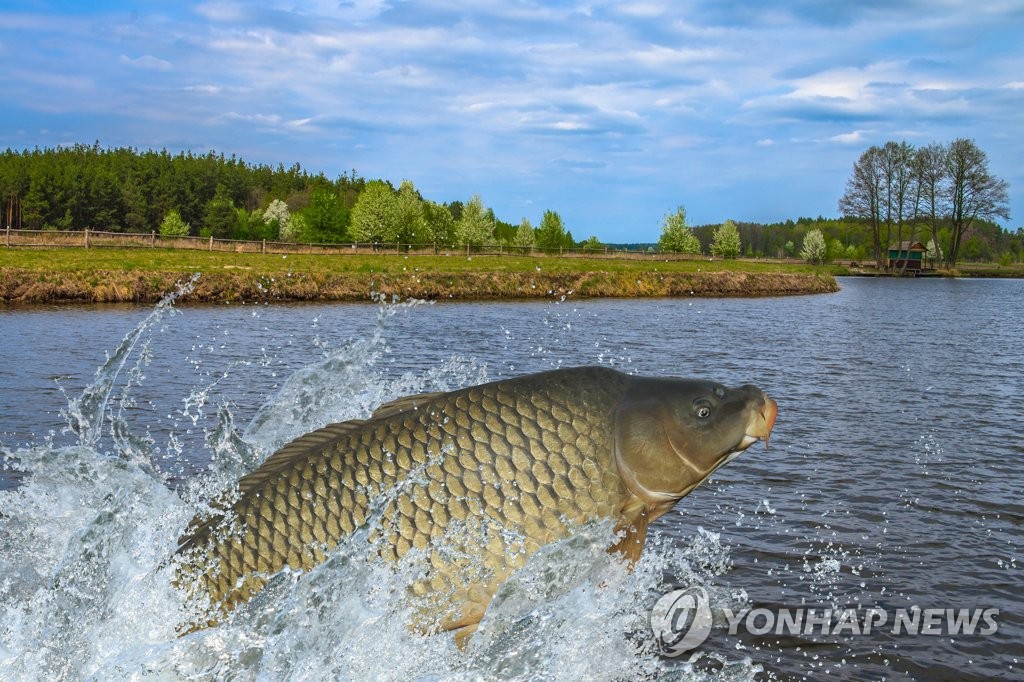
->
[1,1,1022,242]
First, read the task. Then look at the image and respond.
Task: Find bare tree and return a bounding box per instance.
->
[839,146,885,267]
[944,138,1010,267]
[883,141,917,272]
[914,143,947,265]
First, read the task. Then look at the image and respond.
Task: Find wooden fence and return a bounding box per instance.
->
[0,226,686,260]
[1,226,837,267]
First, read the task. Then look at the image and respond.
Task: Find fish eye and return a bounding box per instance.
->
[694,400,713,419]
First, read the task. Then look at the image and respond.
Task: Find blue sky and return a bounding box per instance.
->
[2,1,1021,241]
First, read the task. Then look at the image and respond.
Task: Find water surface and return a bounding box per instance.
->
[1,278,1021,680]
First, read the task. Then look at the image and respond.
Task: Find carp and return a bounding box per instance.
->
[175,366,777,641]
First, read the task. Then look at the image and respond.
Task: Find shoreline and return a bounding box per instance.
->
[0,268,839,304]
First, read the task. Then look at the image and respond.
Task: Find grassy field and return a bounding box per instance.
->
[0,247,843,303]
[0,247,846,275]
[954,262,1024,278]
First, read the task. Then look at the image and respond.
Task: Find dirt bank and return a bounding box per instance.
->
[0,268,838,304]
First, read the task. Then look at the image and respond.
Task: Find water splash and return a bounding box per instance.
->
[61,275,199,452]
[0,292,759,681]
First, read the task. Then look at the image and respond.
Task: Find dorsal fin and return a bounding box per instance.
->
[236,419,368,496]
[370,391,448,420]
[175,392,447,558]
[175,419,366,555]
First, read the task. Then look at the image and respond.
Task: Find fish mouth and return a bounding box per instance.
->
[739,394,779,451]
[715,395,778,469]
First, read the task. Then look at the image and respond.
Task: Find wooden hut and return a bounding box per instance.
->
[887,241,927,271]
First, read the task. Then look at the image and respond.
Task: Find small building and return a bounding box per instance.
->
[887,241,927,271]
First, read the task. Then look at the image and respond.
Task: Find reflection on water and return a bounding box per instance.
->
[1,277,1022,680]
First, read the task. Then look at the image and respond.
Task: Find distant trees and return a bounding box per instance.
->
[422,201,456,246]
[203,185,237,238]
[944,139,1010,268]
[349,180,398,243]
[456,195,495,248]
[393,180,425,245]
[657,206,701,254]
[159,209,190,237]
[711,219,741,259]
[300,187,349,242]
[839,138,1010,268]
[800,228,827,264]
[4,143,1013,263]
[0,144,370,243]
[514,218,536,249]
[536,210,573,250]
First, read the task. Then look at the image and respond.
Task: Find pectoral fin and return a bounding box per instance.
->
[610,497,652,565]
[433,596,489,650]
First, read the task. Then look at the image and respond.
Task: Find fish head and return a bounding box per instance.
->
[614,378,777,506]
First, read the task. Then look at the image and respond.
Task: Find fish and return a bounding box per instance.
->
[174,365,777,642]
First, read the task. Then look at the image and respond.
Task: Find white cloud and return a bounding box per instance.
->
[194,2,249,22]
[550,121,589,131]
[830,130,869,145]
[184,84,224,95]
[119,54,172,71]
[612,3,667,19]
[221,112,282,125]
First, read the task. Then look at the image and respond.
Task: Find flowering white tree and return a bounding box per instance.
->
[260,199,293,240]
[800,228,827,264]
[264,199,290,225]
[281,213,305,242]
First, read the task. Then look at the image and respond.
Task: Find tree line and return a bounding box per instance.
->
[3,142,1017,265]
[655,138,1016,267]
[838,138,1010,268]
[656,212,1020,266]
[0,144,593,251]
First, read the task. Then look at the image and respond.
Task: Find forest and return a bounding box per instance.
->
[0,144,578,251]
[687,216,1021,265]
[1,143,1019,262]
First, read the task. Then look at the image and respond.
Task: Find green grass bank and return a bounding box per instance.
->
[0,248,841,303]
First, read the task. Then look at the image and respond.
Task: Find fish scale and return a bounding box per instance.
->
[176,367,632,632]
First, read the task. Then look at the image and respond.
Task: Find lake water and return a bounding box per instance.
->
[0,277,1021,680]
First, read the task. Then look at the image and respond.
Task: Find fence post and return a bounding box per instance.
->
[262,239,266,254]
[151,231,156,247]
[84,228,90,249]
[209,235,214,251]
[5,225,9,248]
